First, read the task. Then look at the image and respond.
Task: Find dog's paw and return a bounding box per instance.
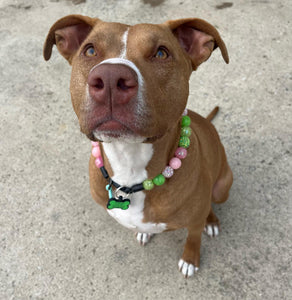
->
[178,259,199,278]
[135,232,154,246]
[204,224,219,237]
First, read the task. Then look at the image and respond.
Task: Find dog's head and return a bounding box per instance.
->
[44,15,228,143]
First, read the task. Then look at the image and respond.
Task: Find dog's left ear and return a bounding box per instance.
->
[43,14,99,64]
[165,18,229,70]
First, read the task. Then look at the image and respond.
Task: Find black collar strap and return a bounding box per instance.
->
[100,166,144,194]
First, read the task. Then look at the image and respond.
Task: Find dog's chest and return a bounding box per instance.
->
[107,192,167,233]
[103,142,167,233]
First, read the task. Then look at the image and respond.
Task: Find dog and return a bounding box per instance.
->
[44,14,233,278]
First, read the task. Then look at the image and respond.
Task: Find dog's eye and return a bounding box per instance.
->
[84,46,97,57]
[155,47,169,59]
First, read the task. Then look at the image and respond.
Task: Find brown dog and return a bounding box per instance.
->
[44,15,233,278]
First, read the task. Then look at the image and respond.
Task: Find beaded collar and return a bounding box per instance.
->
[91,109,191,210]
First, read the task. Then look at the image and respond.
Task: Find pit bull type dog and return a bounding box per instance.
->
[44,15,233,278]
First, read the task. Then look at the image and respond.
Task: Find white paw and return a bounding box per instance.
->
[204,224,219,237]
[135,232,154,246]
[178,259,199,278]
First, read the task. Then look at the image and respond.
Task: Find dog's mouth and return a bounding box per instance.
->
[85,116,143,143]
[97,119,129,133]
[86,117,163,143]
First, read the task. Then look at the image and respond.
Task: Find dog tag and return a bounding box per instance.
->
[107,196,131,210]
[106,184,130,210]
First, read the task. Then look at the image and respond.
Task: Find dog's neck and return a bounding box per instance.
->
[102,122,181,187]
[102,142,153,187]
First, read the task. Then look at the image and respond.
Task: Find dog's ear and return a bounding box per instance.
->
[43,14,100,64]
[165,18,229,70]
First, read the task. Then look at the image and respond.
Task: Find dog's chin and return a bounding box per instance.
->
[91,130,165,144]
[85,118,144,143]
[87,120,165,144]
[92,130,145,144]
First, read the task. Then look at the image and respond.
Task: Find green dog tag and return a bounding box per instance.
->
[106,184,130,210]
[107,197,130,210]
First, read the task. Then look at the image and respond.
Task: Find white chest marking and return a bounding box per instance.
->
[103,142,167,233]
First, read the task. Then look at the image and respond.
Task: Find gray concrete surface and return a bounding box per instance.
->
[0,0,291,299]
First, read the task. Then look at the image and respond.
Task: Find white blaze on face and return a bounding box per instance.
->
[120,28,129,59]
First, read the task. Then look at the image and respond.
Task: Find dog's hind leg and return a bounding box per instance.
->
[212,154,233,204]
[205,159,232,237]
[204,208,220,237]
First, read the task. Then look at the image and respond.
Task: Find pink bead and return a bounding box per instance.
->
[95,157,104,168]
[169,157,181,170]
[91,141,99,147]
[175,147,187,159]
[92,146,101,158]
[162,166,174,178]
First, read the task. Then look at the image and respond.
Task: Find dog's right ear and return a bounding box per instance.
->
[43,14,100,64]
[164,18,229,70]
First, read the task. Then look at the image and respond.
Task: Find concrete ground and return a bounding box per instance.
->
[0,0,291,299]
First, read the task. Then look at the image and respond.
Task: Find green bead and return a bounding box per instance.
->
[153,174,166,186]
[181,116,191,127]
[143,179,154,190]
[179,136,190,148]
[181,126,192,137]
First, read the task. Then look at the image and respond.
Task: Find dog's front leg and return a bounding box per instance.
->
[135,232,154,246]
[178,223,205,278]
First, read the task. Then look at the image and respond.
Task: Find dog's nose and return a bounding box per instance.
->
[87,64,138,106]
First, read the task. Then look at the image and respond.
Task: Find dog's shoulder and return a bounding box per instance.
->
[188,109,218,133]
[188,109,222,154]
